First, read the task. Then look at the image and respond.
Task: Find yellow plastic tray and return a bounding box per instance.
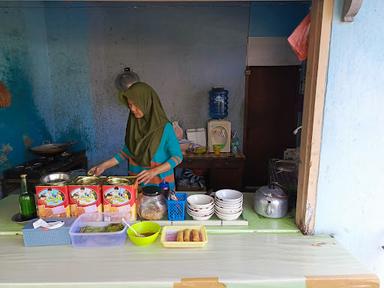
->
[160,226,208,248]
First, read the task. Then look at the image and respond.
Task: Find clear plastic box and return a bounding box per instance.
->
[69,213,127,248]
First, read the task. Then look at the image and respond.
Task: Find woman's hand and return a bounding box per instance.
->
[136,169,158,184]
[87,158,119,176]
[87,165,106,176]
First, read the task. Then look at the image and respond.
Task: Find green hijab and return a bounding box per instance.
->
[119,82,169,167]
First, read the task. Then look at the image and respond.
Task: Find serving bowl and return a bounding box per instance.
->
[187,195,214,208]
[127,221,161,246]
[215,189,243,203]
[215,210,242,221]
[215,205,242,215]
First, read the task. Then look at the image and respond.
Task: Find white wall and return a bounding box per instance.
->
[315,0,384,283]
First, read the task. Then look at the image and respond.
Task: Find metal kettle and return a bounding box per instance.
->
[115,67,140,91]
[254,184,288,218]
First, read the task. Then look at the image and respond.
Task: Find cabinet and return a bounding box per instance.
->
[177,153,245,191]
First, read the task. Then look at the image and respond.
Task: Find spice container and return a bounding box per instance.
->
[102,176,137,221]
[67,176,103,217]
[35,173,71,218]
[138,186,166,220]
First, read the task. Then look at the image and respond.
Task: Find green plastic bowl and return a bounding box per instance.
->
[127,221,161,246]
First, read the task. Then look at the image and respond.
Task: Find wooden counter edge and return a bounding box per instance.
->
[306,274,380,288]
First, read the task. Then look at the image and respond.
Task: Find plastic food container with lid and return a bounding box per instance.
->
[138,186,166,220]
[69,212,127,248]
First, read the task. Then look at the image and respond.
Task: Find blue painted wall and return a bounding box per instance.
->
[0,2,249,175]
[249,1,310,37]
[316,0,384,282]
[0,4,51,171]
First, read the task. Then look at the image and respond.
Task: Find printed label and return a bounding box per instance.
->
[104,187,131,207]
[38,188,65,207]
[71,187,97,206]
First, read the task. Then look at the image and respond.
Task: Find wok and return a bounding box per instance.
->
[29,141,75,156]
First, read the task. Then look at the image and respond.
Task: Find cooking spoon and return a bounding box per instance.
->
[122,218,145,237]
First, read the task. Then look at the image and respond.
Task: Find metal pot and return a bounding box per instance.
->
[40,172,71,186]
[115,67,140,91]
[254,184,288,218]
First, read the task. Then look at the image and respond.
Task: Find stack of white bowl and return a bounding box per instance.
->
[186,194,214,221]
[214,189,243,220]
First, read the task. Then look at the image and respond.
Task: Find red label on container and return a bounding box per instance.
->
[102,185,136,207]
[35,185,70,218]
[68,185,102,217]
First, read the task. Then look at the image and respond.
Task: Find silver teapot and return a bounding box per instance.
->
[254,184,288,218]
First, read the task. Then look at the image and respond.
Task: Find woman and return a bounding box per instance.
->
[88,82,183,191]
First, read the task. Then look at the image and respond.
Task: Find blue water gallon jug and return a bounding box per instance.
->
[209,87,228,119]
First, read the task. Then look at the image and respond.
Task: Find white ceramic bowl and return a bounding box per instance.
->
[215,202,242,210]
[187,206,214,216]
[215,210,242,221]
[187,204,214,213]
[187,209,214,220]
[215,198,243,205]
[187,194,214,208]
[190,213,214,221]
[215,197,243,204]
[215,206,243,215]
[214,189,243,203]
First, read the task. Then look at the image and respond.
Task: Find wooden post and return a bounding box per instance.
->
[296,0,334,235]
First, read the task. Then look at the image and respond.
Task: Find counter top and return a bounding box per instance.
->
[0,193,299,235]
[0,195,378,287]
[0,233,378,288]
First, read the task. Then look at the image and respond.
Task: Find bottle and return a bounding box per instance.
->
[19,174,37,219]
[159,180,170,199]
[209,87,228,119]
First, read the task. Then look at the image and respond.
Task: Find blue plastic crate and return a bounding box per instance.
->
[167,193,187,221]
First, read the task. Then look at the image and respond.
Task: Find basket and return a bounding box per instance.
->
[167,193,187,221]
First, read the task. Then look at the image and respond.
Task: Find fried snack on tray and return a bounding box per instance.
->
[191,229,200,242]
[176,229,202,242]
[183,229,191,241]
[177,230,184,242]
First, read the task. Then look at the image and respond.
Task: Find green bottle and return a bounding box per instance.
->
[19,174,37,219]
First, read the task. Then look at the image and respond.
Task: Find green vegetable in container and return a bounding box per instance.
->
[79,223,124,233]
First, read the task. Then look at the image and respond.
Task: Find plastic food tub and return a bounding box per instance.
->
[69,213,127,248]
[160,226,208,248]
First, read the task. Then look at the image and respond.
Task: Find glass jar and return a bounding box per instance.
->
[209,87,228,119]
[138,186,166,220]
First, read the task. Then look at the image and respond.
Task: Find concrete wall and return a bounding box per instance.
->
[0,2,249,175]
[0,3,51,171]
[315,0,384,282]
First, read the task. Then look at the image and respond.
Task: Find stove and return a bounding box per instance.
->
[1,150,87,197]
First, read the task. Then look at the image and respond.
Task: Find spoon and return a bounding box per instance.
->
[122,218,145,237]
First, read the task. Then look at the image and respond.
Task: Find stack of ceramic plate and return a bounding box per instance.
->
[214,189,243,221]
[186,194,214,221]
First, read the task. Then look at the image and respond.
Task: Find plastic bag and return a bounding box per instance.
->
[288,13,311,61]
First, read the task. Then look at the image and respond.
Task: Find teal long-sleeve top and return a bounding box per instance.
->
[114,122,183,191]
